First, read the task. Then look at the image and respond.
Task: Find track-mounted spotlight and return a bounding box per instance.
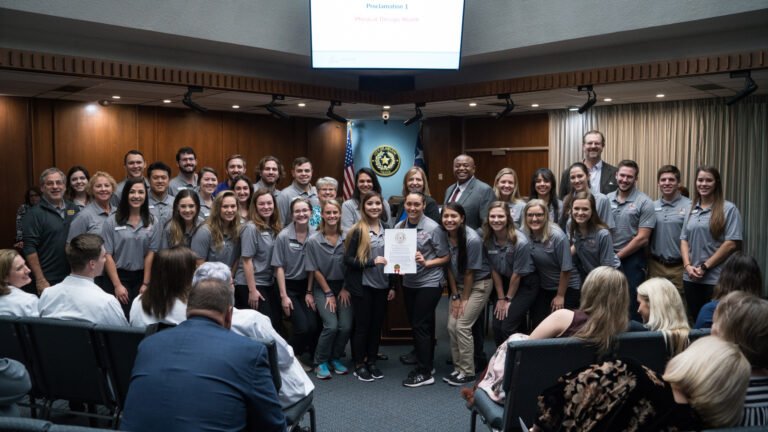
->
[726,70,758,106]
[265,95,290,120]
[577,85,597,114]
[182,86,207,113]
[495,94,515,119]
[326,101,348,123]
[404,102,425,126]
[98,99,111,107]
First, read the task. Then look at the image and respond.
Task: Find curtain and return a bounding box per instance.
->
[550,96,768,296]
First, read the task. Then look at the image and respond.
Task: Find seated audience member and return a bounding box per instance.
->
[528,266,628,354]
[38,234,128,326]
[712,291,768,427]
[0,358,31,417]
[695,252,763,329]
[193,262,315,409]
[533,336,750,431]
[636,278,691,356]
[0,249,38,317]
[121,278,285,432]
[129,246,196,327]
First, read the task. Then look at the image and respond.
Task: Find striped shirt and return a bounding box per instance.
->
[741,375,768,427]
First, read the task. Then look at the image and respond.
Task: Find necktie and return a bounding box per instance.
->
[449,186,461,203]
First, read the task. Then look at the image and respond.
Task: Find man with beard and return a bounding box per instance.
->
[169,147,198,195]
[253,155,284,198]
[213,154,247,196]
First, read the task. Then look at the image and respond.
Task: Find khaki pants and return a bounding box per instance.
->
[648,259,690,320]
[447,278,492,376]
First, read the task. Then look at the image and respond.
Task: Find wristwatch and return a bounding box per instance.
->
[451,293,461,301]
[700,263,709,272]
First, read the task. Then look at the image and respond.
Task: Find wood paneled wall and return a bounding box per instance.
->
[1,96,549,247]
[421,113,549,203]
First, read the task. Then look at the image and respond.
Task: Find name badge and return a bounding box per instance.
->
[655,207,663,211]
[487,250,499,255]
[67,209,76,216]
[115,226,127,231]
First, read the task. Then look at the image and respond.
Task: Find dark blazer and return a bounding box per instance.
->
[444,177,495,229]
[122,316,286,432]
[559,161,619,198]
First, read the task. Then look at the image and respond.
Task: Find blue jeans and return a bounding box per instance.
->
[620,250,647,321]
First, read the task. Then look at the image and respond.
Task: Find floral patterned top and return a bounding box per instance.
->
[535,358,702,432]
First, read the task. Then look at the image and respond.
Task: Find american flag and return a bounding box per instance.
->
[342,123,355,200]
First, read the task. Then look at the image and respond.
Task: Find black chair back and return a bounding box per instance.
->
[92,324,146,409]
[19,318,113,409]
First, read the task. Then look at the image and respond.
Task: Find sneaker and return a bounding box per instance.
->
[442,370,460,383]
[368,363,383,379]
[399,351,417,365]
[354,366,374,382]
[403,370,435,388]
[315,362,332,380]
[330,359,348,375]
[445,373,476,387]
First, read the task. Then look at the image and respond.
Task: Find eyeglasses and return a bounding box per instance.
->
[526,213,545,219]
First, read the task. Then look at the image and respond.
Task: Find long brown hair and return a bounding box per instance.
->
[142,246,197,318]
[0,249,20,295]
[248,189,282,234]
[568,191,607,239]
[482,201,518,247]
[205,191,241,251]
[690,166,726,240]
[345,192,383,266]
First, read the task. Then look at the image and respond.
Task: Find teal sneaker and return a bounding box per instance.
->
[330,359,349,375]
[315,362,332,380]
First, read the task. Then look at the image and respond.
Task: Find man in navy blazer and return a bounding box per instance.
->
[558,130,619,198]
[121,278,286,432]
[443,154,495,229]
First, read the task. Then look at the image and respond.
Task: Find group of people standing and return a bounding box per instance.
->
[5,128,752,396]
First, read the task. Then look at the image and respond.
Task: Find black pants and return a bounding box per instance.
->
[530,287,580,331]
[234,283,282,332]
[492,273,540,346]
[102,269,143,319]
[683,281,714,322]
[351,287,389,365]
[403,285,443,373]
[285,279,318,358]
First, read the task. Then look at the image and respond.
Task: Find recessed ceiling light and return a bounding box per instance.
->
[531,104,539,108]
[232,105,240,109]
[111,95,121,100]
[603,98,612,102]
[382,105,391,109]
[163,99,172,104]
[85,104,98,113]
[469,102,477,107]
[568,106,579,112]
[656,94,665,98]
[298,103,306,107]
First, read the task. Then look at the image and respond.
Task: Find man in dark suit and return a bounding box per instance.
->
[443,154,494,229]
[559,130,619,198]
[121,278,286,432]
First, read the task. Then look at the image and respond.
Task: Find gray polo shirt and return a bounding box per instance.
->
[197,193,212,219]
[169,175,198,196]
[607,188,656,253]
[253,180,280,198]
[271,223,315,281]
[396,215,449,289]
[190,224,239,267]
[548,199,564,223]
[159,217,203,249]
[305,231,346,282]
[362,223,389,289]
[341,198,392,232]
[650,194,691,260]
[234,222,276,287]
[528,225,580,290]
[508,201,526,229]
[485,229,534,278]
[67,201,116,242]
[681,201,742,285]
[572,228,620,275]
[148,193,174,227]
[102,215,161,271]
[447,228,491,282]
[276,183,321,227]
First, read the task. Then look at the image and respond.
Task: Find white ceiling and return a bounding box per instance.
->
[0,68,765,121]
